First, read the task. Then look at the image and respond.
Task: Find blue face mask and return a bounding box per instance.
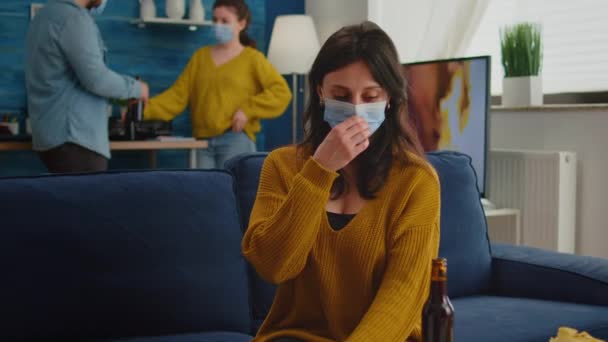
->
[213,24,234,45]
[323,98,387,134]
[90,0,108,15]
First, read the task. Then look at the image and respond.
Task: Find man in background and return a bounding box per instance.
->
[25,0,149,173]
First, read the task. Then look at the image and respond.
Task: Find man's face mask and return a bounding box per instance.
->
[89,0,108,15]
[323,98,387,134]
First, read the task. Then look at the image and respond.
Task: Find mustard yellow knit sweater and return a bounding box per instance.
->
[243,146,441,342]
[144,46,291,141]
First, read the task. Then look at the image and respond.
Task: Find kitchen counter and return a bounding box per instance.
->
[0,139,208,169]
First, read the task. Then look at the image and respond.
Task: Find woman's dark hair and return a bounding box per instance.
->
[300,21,424,200]
[213,0,257,49]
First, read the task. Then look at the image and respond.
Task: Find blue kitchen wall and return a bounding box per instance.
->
[0,0,304,177]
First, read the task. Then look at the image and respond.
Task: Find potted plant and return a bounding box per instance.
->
[500,22,543,107]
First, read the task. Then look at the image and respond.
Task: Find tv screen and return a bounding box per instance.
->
[402,56,490,196]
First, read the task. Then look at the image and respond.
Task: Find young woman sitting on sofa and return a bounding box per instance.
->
[242,21,441,342]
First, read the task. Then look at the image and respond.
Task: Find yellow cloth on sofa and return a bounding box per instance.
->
[550,327,605,342]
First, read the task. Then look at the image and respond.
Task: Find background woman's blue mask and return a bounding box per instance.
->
[90,0,108,15]
[213,24,234,45]
[323,98,387,133]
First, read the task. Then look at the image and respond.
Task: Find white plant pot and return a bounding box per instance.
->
[502,76,543,107]
[189,0,205,22]
[140,0,157,19]
[166,0,186,19]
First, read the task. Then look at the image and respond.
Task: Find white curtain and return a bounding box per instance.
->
[369,0,489,62]
[306,0,368,44]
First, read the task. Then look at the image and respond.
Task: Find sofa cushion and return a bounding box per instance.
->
[427,151,492,297]
[0,170,251,341]
[454,296,608,341]
[225,153,269,232]
[106,331,254,342]
[226,154,276,329]
[492,243,608,306]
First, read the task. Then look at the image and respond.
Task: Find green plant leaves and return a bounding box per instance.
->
[500,22,543,77]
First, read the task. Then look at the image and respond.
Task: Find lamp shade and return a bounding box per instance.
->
[267,15,320,74]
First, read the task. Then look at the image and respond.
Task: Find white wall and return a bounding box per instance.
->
[305,0,368,44]
[491,108,608,258]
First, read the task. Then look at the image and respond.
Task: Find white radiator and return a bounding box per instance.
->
[487,149,577,253]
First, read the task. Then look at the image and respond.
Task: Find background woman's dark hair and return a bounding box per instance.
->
[300,21,424,200]
[213,0,257,49]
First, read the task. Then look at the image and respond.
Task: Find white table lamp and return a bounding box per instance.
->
[267,15,320,144]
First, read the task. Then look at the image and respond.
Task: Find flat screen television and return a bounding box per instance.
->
[402,56,490,196]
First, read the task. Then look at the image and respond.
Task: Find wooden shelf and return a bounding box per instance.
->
[492,103,608,112]
[131,17,213,30]
[0,140,208,152]
[110,140,208,151]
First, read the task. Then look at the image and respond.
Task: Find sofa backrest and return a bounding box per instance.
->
[0,170,251,341]
[226,153,277,330]
[428,151,492,296]
[227,151,492,326]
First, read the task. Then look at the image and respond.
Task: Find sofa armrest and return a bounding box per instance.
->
[491,243,608,306]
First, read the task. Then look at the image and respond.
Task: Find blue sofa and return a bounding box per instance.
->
[1,151,607,341]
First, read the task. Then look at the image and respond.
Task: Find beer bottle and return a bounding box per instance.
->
[422,258,454,342]
[125,75,144,140]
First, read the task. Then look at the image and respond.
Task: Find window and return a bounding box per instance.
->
[466,0,608,96]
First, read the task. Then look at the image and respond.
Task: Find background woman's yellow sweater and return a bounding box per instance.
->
[144,46,291,141]
[243,146,441,342]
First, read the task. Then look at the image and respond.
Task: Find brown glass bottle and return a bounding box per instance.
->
[422,258,454,342]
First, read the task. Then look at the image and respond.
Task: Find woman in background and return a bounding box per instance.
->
[243,21,440,342]
[144,0,291,169]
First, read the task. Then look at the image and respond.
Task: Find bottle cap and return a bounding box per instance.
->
[431,258,447,281]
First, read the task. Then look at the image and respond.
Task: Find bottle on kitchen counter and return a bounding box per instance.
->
[125,76,144,140]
